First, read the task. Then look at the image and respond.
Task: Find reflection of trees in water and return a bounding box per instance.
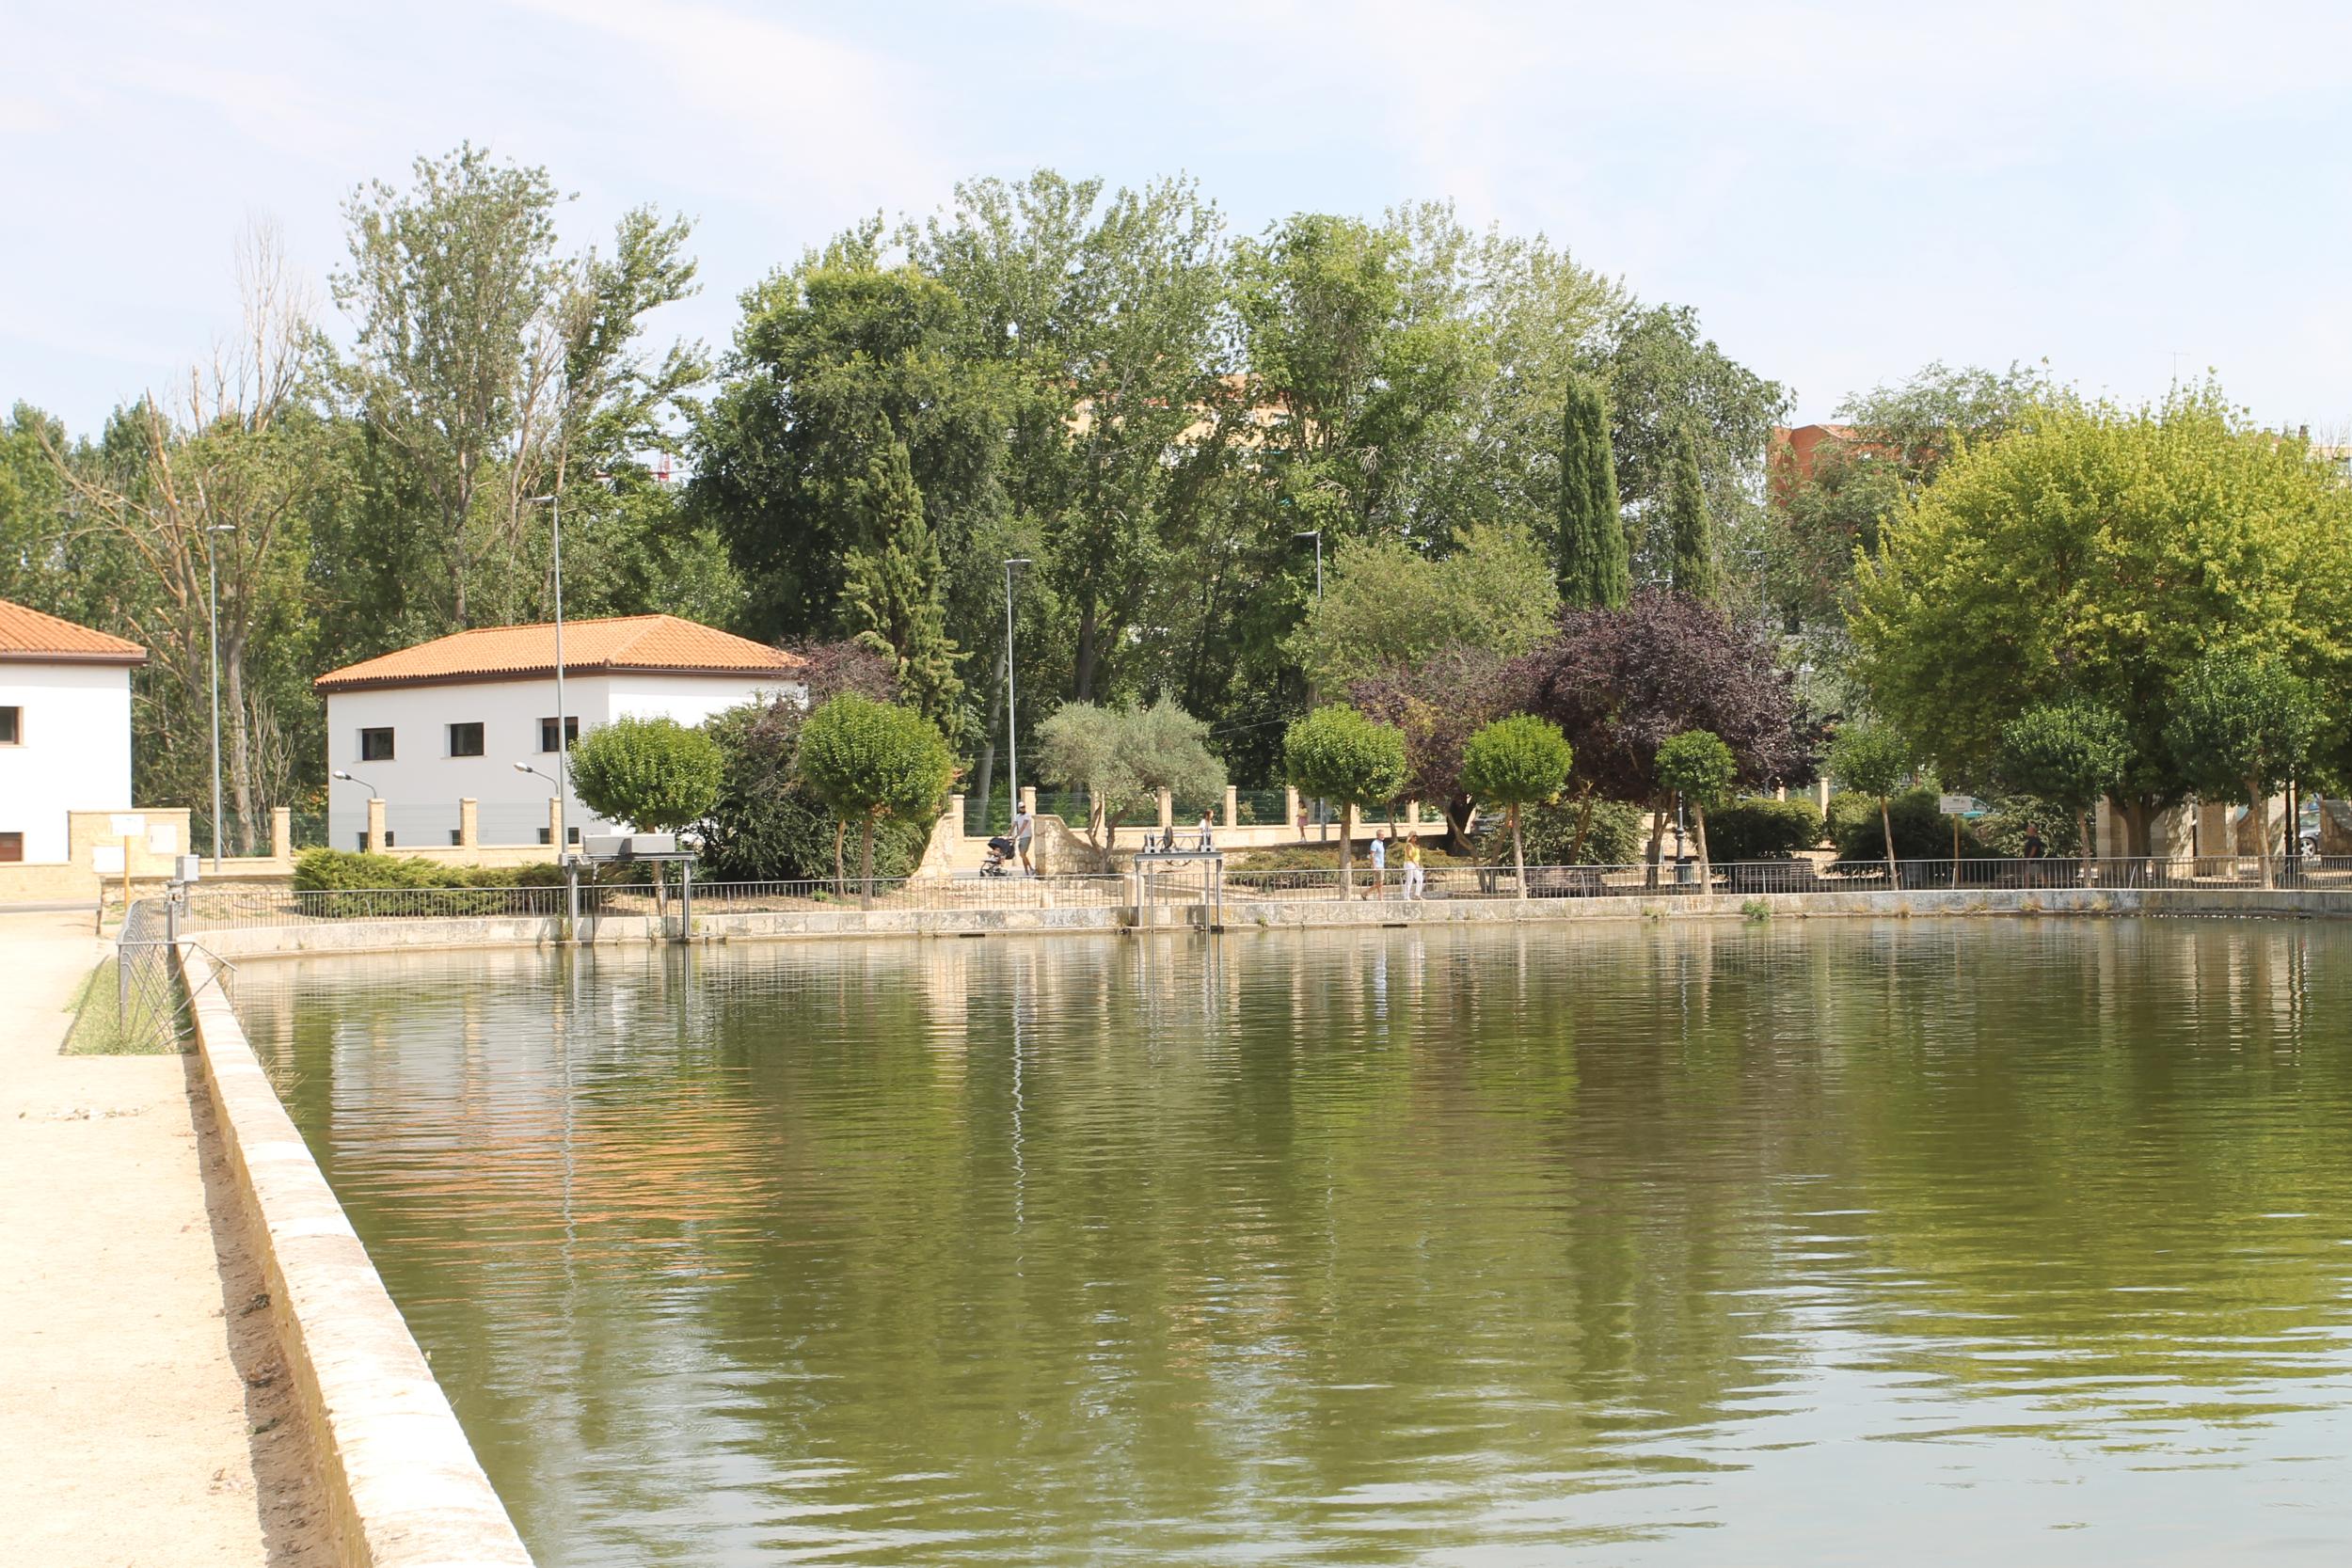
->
[235,920,2352,1562]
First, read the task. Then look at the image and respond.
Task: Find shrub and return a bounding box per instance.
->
[1460,715,1574,890]
[1283,705,1408,887]
[568,715,724,833]
[289,848,580,917]
[1705,798,1823,862]
[1515,798,1645,865]
[797,695,956,897]
[698,698,925,883]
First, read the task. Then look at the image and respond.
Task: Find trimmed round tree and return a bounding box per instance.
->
[568,715,724,833]
[1998,699,2131,883]
[1654,729,1737,894]
[2163,652,2320,889]
[796,694,957,906]
[1283,705,1407,895]
[1826,722,1913,880]
[1459,715,1573,897]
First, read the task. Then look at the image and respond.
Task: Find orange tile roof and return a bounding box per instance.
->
[314,615,803,694]
[0,598,148,664]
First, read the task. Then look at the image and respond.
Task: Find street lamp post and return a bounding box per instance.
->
[330,768,378,851]
[526,495,570,863]
[1004,558,1030,825]
[204,523,236,871]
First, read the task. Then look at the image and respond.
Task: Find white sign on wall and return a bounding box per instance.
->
[92,845,125,875]
[108,813,146,837]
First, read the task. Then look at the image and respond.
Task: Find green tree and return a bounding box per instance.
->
[1556,372,1627,608]
[568,716,723,833]
[1035,698,1226,868]
[843,437,965,736]
[795,694,957,906]
[1826,722,1914,879]
[1282,705,1407,893]
[1666,426,1716,602]
[1459,715,1574,896]
[1850,388,2352,855]
[1997,699,2131,883]
[1654,729,1737,893]
[1291,522,1559,692]
[2164,653,2320,889]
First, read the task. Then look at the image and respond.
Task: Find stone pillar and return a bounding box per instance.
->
[1284,785,1301,834]
[1157,788,1174,831]
[2093,797,2114,859]
[458,798,479,849]
[1405,799,1422,828]
[1814,778,1831,814]
[1223,785,1238,830]
[949,793,966,836]
[270,806,292,862]
[548,795,564,852]
[2197,800,2229,863]
[365,798,388,855]
[1019,784,1037,816]
[1774,784,1788,802]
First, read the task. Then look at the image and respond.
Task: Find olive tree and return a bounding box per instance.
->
[1459,715,1573,897]
[1654,729,1737,894]
[1036,698,1226,869]
[1826,722,1913,880]
[795,694,956,907]
[568,715,723,832]
[2164,652,2320,889]
[1997,699,2131,884]
[1282,705,1408,895]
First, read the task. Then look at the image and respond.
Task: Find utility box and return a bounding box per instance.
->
[173,854,202,883]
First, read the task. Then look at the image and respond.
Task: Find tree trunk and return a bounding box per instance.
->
[1339,802,1355,898]
[859,816,877,911]
[1072,595,1101,701]
[1444,794,1478,857]
[1645,799,1669,890]
[1880,796,1898,885]
[2249,778,2273,889]
[2077,807,2093,888]
[1565,789,1597,866]
[1511,802,1526,899]
[223,634,258,856]
[1692,799,1712,895]
[833,819,848,887]
[971,648,1005,827]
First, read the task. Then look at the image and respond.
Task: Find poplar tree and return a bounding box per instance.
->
[1667,424,1718,602]
[1556,373,1629,607]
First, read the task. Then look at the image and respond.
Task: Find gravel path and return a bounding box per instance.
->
[0,912,326,1566]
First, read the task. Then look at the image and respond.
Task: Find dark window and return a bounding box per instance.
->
[0,832,21,863]
[384,831,396,848]
[539,716,580,752]
[356,832,367,850]
[359,727,394,762]
[567,826,580,845]
[0,706,20,745]
[449,829,464,846]
[537,827,552,846]
[448,721,484,758]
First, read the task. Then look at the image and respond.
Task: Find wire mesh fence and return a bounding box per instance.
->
[72,897,190,1053]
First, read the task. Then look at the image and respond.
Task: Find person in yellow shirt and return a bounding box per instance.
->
[1401,833,1424,901]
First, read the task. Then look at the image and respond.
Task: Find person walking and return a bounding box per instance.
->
[1402,833,1425,901]
[1365,827,1388,899]
[1012,802,1037,878]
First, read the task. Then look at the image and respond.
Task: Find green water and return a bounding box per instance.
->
[232,921,2352,1564]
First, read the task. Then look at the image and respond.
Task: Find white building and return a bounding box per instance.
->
[314,615,807,850]
[0,598,145,864]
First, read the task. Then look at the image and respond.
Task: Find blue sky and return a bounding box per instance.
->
[6,1,2349,437]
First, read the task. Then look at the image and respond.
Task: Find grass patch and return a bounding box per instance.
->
[61,956,187,1055]
[1740,898,1772,922]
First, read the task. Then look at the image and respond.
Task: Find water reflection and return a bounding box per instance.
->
[233,921,2352,1564]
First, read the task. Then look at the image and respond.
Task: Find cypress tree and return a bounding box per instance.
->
[1556,373,1629,607]
[1667,424,1718,603]
[843,437,966,736]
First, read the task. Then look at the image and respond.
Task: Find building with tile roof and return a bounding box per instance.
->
[315,615,804,851]
[0,598,146,864]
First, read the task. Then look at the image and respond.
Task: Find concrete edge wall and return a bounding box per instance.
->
[188,884,2352,962]
[176,943,536,1568]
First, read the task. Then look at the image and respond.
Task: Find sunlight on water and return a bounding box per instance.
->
[231,920,2352,1564]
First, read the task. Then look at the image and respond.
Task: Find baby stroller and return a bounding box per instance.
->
[980,834,1017,877]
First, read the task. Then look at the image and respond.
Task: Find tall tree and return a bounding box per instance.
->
[1665,426,1716,602]
[1291,521,1558,692]
[2164,652,2320,889]
[843,437,964,736]
[1556,372,1627,607]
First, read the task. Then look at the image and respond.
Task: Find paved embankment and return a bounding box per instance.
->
[0,912,326,1565]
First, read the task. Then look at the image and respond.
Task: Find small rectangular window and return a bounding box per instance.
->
[567,826,580,845]
[359,727,395,762]
[0,706,20,745]
[356,831,368,851]
[448,721,484,758]
[539,716,580,752]
[0,832,22,863]
[538,827,552,846]
[449,829,464,846]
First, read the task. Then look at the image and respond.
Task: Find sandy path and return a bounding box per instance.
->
[0,912,326,1566]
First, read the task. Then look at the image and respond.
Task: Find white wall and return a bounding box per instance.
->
[326,673,803,849]
[0,662,134,863]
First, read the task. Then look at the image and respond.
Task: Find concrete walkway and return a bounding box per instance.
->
[0,912,324,1565]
